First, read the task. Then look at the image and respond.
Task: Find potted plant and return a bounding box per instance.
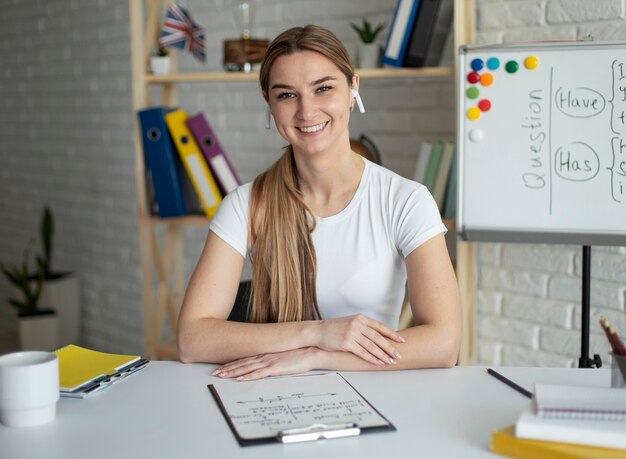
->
[2,255,58,350]
[1,206,80,349]
[351,18,384,68]
[150,45,171,75]
[33,206,80,346]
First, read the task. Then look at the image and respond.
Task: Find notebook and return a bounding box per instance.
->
[53,344,148,397]
[534,383,626,421]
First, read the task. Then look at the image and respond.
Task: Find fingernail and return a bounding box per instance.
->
[395,351,402,359]
[388,358,396,364]
[377,359,385,365]
[398,336,406,343]
[212,369,220,376]
[236,376,245,381]
[220,371,228,377]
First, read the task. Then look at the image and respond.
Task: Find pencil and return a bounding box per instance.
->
[609,326,626,356]
[599,317,621,355]
[486,368,533,399]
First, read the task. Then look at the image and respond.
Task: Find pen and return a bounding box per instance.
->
[486,368,533,399]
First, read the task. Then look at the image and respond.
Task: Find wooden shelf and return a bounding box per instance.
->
[145,66,454,84]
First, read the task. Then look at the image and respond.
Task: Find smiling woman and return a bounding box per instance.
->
[176,25,461,381]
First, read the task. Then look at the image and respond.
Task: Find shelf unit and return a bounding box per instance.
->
[129,0,476,363]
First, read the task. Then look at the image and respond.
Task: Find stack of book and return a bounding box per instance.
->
[137,107,241,219]
[382,0,454,68]
[53,344,149,398]
[413,140,456,218]
[492,383,626,458]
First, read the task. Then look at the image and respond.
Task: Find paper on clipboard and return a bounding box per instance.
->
[208,372,395,446]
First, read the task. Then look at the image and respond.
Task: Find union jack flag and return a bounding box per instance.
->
[159,3,206,63]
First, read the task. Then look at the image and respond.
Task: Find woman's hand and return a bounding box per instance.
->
[212,348,320,381]
[315,314,405,366]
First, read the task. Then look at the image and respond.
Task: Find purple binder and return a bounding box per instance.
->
[186,113,241,195]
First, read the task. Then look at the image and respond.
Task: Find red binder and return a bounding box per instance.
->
[187,113,242,195]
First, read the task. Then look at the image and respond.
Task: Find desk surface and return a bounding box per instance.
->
[0,362,610,459]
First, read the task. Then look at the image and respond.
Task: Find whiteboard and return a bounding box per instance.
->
[457,41,626,245]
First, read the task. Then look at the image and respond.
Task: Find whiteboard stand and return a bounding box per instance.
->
[579,246,602,369]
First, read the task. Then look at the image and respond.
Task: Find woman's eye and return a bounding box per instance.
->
[316,85,333,93]
[277,92,295,100]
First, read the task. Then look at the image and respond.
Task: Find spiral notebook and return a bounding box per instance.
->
[534,383,626,421]
[53,344,149,398]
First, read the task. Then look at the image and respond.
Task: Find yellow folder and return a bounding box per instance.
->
[53,344,141,391]
[165,109,222,217]
[491,425,625,459]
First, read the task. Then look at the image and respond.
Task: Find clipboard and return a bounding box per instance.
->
[208,372,395,446]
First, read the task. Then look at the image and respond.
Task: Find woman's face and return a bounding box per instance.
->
[265,50,357,158]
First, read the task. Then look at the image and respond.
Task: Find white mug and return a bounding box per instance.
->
[0,351,59,428]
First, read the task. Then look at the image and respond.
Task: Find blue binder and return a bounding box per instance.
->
[137,107,188,218]
[382,0,422,67]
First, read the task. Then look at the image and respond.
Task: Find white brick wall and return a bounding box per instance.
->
[1,0,623,367]
[475,0,626,367]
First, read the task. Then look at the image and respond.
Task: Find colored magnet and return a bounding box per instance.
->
[466,87,480,99]
[478,99,492,112]
[467,71,481,84]
[524,55,539,70]
[471,58,484,71]
[480,73,494,86]
[487,57,500,70]
[467,107,481,120]
[469,129,484,142]
[505,60,519,73]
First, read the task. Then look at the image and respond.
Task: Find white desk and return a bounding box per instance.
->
[0,362,610,458]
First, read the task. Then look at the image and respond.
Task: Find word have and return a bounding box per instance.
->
[521,89,547,189]
[555,87,605,118]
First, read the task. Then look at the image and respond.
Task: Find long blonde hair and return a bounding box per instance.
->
[249,25,356,323]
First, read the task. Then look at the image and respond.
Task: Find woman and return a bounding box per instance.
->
[177,25,461,380]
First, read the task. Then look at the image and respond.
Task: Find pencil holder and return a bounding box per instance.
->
[611,354,626,388]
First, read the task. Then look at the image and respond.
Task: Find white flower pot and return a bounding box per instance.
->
[150,56,171,75]
[357,43,381,68]
[18,312,58,351]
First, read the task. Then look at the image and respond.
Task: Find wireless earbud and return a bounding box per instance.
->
[351,89,365,114]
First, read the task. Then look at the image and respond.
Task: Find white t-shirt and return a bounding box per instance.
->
[209,158,447,329]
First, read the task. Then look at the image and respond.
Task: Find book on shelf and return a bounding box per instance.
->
[515,404,626,450]
[432,140,454,211]
[534,383,626,421]
[404,0,453,67]
[382,0,422,68]
[137,106,190,218]
[186,112,241,196]
[442,144,457,219]
[53,344,149,398]
[165,108,223,218]
[413,140,433,184]
[491,424,626,459]
[423,139,444,192]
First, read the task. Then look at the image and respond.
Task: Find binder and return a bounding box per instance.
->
[137,107,189,218]
[382,0,422,67]
[186,112,241,195]
[208,373,394,446]
[403,0,441,67]
[423,140,444,191]
[165,109,222,217]
[404,0,453,67]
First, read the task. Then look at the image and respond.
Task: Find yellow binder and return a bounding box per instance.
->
[165,109,222,217]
